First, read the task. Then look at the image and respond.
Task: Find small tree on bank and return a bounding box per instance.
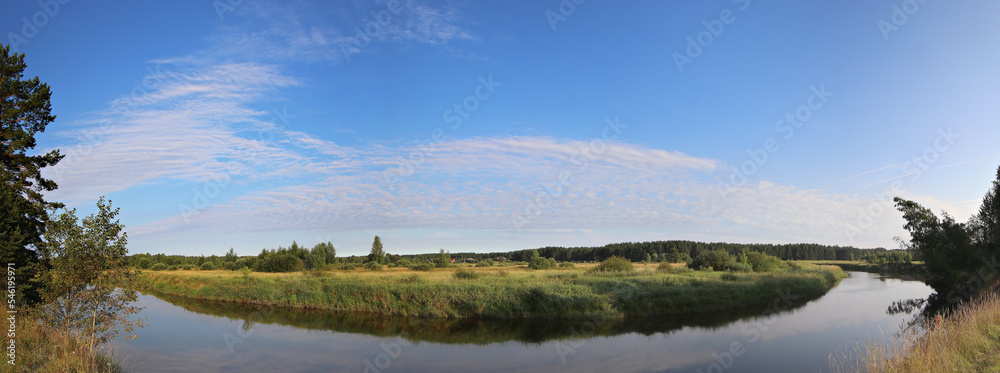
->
[367,235,387,265]
[37,197,144,344]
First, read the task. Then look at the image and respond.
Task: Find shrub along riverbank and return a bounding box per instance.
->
[3,311,127,373]
[137,262,846,319]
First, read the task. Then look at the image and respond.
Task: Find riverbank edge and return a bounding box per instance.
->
[813,261,927,281]
[3,311,125,373]
[136,265,847,319]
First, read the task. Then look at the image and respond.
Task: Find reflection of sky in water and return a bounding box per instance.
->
[113,272,933,373]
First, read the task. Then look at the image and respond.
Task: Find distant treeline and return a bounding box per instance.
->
[467,241,897,263]
[130,240,906,272]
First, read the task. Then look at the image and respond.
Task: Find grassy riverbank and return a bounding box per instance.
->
[2,312,127,373]
[137,262,845,319]
[834,290,1000,373]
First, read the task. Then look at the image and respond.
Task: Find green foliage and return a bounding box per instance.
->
[656,262,673,273]
[745,251,787,272]
[397,259,413,267]
[240,266,252,277]
[255,253,302,272]
[137,258,151,269]
[1,45,65,307]
[453,268,480,280]
[590,256,635,273]
[410,263,434,271]
[730,263,753,273]
[528,256,556,270]
[167,265,178,271]
[183,264,194,270]
[37,197,143,344]
[367,235,387,264]
[150,263,167,271]
[363,261,383,271]
[234,257,255,270]
[476,259,494,267]
[200,262,215,271]
[894,166,1000,296]
[435,249,452,268]
[690,250,737,271]
[721,272,740,281]
[558,262,575,268]
[139,264,846,319]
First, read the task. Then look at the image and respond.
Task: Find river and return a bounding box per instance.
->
[112,271,933,372]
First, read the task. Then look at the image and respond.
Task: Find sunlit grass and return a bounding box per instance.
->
[3,310,133,373]
[138,263,845,319]
[832,291,1000,373]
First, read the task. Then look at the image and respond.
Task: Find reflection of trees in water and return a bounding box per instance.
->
[887,298,926,315]
[887,291,965,336]
[144,290,823,345]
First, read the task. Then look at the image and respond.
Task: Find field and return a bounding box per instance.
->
[137,262,846,319]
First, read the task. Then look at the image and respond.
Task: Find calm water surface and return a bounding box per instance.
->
[113,272,933,372]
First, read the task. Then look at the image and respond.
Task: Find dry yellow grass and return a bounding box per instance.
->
[832,291,1000,373]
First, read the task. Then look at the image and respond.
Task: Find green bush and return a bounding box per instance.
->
[150,263,167,271]
[167,265,179,271]
[137,258,151,269]
[234,257,256,271]
[528,257,556,270]
[200,262,215,271]
[475,259,494,267]
[730,262,753,273]
[558,262,575,268]
[255,254,302,272]
[690,250,736,271]
[363,262,383,271]
[410,263,434,271]
[219,262,236,271]
[397,274,423,284]
[453,268,480,280]
[182,264,194,270]
[745,251,787,272]
[338,263,358,271]
[239,266,252,277]
[397,259,413,267]
[590,256,635,273]
[656,262,673,273]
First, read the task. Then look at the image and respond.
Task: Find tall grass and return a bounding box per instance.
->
[2,310,132,373]
[138,264,845,319]
[831,291,1000,372]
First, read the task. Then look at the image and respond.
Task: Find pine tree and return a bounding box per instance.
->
[1,44,64,306]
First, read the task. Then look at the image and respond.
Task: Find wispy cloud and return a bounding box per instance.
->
[211,0,478,64]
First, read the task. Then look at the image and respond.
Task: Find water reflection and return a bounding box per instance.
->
[146,289,824,346]
[116,272,937,373]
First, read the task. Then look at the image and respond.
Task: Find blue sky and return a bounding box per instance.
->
[5,0,1000,257]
